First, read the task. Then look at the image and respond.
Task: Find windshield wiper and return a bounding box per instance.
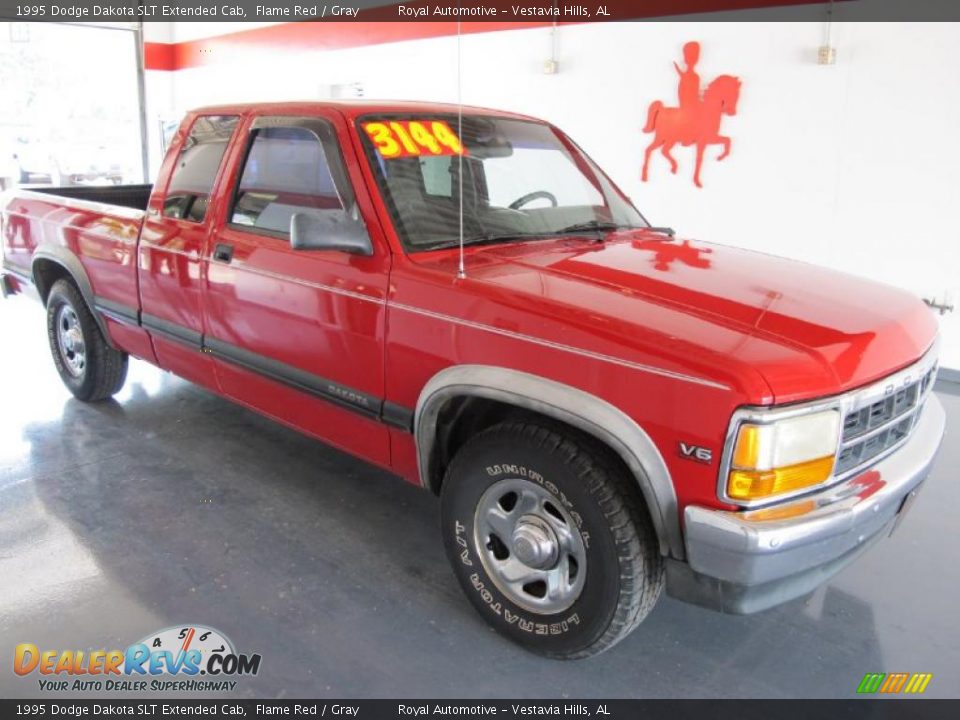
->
[422,224,677,251]
[557,221,677,238]
[556,220,628,235]
[422,233,547,251]
[644,226,676,237]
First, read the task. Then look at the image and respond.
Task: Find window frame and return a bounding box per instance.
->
[225,115,356,243]
[161,113,240,224]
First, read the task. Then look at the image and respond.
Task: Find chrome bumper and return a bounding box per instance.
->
[667,393,946,614]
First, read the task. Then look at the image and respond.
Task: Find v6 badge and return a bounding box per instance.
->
[678,442,713,463]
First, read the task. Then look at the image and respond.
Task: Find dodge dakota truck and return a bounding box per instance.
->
[1,101,945,658]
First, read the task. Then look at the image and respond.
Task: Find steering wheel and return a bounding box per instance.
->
[508,190,558,210]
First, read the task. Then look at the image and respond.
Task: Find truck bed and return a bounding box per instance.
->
[1,184,149,344]
[27,183,153,212]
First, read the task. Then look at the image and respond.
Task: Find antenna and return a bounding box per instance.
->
[456,19,466,280]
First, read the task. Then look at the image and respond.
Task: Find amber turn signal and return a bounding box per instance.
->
[740,499,818,522]
[731,424,762,468]
[727,455,835,501]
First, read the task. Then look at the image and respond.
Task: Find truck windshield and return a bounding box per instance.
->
[357,114,646,251]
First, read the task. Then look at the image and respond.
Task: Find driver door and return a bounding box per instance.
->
[203,112,392,466]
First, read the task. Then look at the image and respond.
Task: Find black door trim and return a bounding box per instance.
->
[94,296,140,326]
[136,312,413,432]
[382,401,415,432]
[204,335,413,431]
[141,313,203,349]
[204,336,381,419]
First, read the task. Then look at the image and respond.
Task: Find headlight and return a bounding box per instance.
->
[726,409,841,502]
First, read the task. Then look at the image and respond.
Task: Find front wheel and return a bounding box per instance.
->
[440,421,664,658]
[46,279,128,401]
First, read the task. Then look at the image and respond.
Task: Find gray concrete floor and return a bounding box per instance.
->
[1,294,958,699]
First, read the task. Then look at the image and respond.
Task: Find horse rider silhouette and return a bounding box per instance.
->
[675,41,702,116]
[642,41,741,188]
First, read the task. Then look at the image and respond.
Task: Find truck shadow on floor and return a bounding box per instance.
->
[16,373,886,698]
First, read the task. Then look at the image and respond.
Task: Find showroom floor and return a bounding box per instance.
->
[1,294,957,699]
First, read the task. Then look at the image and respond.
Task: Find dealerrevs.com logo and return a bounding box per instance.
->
[14,625,262,693]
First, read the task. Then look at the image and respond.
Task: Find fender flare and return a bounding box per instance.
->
[31,245,115,348]
[414,364,684,559]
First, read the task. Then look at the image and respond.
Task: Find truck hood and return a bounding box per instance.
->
[424,232,938,404]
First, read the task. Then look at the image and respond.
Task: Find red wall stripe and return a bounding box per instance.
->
[144,20,561,71]
[143,39,176,71]
[143,0,839,72]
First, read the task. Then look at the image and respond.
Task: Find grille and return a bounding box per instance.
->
[835,365,938,476]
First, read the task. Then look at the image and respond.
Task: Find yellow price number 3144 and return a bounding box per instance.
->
[362,120,467,159]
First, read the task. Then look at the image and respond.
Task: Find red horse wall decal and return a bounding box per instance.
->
[642,42,742,188]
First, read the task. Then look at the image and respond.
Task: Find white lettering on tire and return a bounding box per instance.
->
[453,520,473,566]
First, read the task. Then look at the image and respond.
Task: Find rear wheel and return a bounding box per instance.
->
[440,421,664,658]
[46,279,128,401]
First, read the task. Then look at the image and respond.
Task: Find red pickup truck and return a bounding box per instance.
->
[1,101,946,658]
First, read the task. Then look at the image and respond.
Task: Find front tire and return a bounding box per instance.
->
[440,422,664,658]
[46,279,128,401]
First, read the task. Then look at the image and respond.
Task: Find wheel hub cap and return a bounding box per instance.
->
[64,328,82,352]
[511,516,558,569]
[474,478,587,614]
[56,304,86,378]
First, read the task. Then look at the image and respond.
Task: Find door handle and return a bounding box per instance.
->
[213,243,234,263]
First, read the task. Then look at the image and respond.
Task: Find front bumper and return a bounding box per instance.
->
[667,393,946,614]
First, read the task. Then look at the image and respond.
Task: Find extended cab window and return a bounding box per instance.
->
[163,115,239,222]
[230,124,354,237]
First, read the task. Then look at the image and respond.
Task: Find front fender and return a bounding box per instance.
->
[415,364,683,559]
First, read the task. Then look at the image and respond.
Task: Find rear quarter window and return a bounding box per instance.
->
[163,115,239,222]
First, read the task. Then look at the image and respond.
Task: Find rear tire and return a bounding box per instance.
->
[46,279,128,401]
[440,421,664,659]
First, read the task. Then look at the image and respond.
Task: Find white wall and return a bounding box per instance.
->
[168,21,280,43]
[147,21,960,370]
[141,22,174,175]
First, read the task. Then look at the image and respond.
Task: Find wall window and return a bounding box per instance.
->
[0,23,145,190]
[231,125,351,236]
[162,115,239,222]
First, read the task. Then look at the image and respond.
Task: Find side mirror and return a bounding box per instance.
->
[289,207,372,255]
